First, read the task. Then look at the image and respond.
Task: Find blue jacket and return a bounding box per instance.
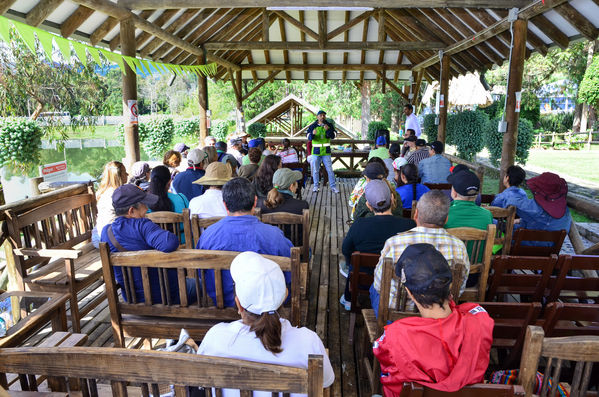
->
[197,215,294,307]
[101,217,180,304]
[306,120,336,141]
[418,154,451,184]
[172,168,206,201]
[490,186,527,208]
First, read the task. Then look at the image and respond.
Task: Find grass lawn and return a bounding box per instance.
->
[64,125,120,140]
[525,148,599,185]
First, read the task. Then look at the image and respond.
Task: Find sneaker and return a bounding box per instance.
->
[331,187,339,194]
[313,186,320,192]
[339,261,349,278]
[339,295,351,311]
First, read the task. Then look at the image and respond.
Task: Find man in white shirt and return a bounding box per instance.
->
[189,162,232,219]
[404,104,421,137]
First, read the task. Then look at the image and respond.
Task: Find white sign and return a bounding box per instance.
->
[439,94,445,108]
[515,91,522,113]
[40,161,67,182]
[128,99,139,124]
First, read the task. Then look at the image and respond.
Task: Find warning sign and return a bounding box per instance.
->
[439,94,445,108]
[515,91,522,113]
[40,161,67,182]
[128,100,139,124]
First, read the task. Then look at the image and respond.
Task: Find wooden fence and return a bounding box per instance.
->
[533,130,599,149]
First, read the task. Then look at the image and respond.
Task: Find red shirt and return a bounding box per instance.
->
[373,301,494,396]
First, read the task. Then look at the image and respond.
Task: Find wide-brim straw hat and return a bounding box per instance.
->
[193,162,232,186]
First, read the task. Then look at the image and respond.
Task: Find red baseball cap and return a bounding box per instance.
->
[527,172,568,219]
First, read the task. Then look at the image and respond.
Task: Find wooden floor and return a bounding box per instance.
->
[20,177,366,396]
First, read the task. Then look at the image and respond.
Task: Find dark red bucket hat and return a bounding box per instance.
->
[527,172,568,219]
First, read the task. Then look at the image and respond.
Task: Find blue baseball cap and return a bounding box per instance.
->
[317,110,326,116]
[112,184,158,209]
[376,136,387,146]
[248,139,260,148]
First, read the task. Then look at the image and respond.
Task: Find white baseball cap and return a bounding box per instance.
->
[393,157,408,170]
[230,251,286,315]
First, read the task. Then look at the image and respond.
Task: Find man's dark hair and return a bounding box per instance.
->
[506,165,526,187]
[404,104,413,112]
[115,202,142,217]
[222,177,256,213]
[248,147,262,163]
[410,280,451,309]
[405,129,415,136]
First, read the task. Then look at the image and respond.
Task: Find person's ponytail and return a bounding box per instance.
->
[247,312,282,354]
[265,187,284,209]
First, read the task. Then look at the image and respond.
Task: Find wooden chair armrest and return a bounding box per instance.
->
[13,248,83,259]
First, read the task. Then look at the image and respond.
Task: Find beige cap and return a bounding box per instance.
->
[193,162,232,186]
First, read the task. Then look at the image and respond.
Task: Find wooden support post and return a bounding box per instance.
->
[197,53,209,144]
[437,53,450,144]
[499,19,527,192]
[120,18,140,172]
[235,70,245,132]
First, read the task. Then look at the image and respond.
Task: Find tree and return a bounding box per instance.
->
[578,54,599,109]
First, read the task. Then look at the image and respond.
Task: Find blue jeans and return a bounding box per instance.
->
[370,284,380,319]
[310,155,336,189]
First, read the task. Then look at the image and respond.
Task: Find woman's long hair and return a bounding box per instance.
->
[148,165,173,212]
[254,155,281,196]
[401,163,419,202]
[97,161,126,199]
[243,311,282,354]
[203,146,218,165]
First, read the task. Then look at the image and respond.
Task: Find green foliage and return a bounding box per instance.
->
[423,114,438,142]
[247,122,267,138]
[520,91,541,127]
[367,121,389,141]
[0,118,43,171]
[117,122,149,145]
[142,118,174,160]
[211,120,232,141]
[485,117,535,166]
[578,54,599,108]
[479,98,504,120]
[446,110,488,161]
[174,118,200,138]
[538,112,574,133]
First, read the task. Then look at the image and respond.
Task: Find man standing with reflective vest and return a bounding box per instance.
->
[307,110,338,193]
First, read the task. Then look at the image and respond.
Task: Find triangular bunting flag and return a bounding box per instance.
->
[132,58,146,76]
[55,37,72,62]
[139,59,152,75]
[100,49,127,75]
[0,16,11,44]
[71,40,88,66]
[13,21,37,54]
[123,56,138,75]
[88,46,103,66]
[148,60,164,74]
[36,30,55,61]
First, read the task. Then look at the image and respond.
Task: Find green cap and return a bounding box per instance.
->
[272,168,302,190]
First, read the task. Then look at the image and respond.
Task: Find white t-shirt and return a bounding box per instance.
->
[278,148,299,164]
[197,318,335,396]
[95,187,116,234]
[405,113,422,137]
[188,189,227,219]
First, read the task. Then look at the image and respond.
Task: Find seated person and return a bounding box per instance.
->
[100,184,192,304]
[400,130,416,158]
[197,177,293,307]
[498,171,572,234]
[396,163,430,209]
[418,140,451,184]
[370,190,469,318]
[128,161,150,191]
[259,168,308,216]
[189,162,232,219]
[241,139,265,166]
[253,155,282,200]
[277,138,299,164]
[216,141,239,168]
[373,244,494,396]
[172,148,208,201]
[163,150,182,179]
[197,251,335,392]
[406,139,429,165]
[238,147,262,181]
[148,165,189,213]
[349,157,389,219]
[340,179,416,310]
[445,169,493,266]
[227,138,244,165]
[491,165,527,208]
[385,143,401,184]
[368,136,390,160]
[354,162,402,219]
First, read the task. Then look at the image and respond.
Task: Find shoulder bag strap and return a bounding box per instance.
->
[107,225,128,252]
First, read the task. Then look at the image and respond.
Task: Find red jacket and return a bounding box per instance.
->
[373,301,494,396]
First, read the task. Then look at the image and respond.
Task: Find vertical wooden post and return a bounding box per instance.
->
[235,70,245,132]
[120,18,139,171]
[437,54,450,144]
[499,19,527,192]
[197,53,209,144]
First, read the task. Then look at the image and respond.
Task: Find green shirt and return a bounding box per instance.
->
[444,199,493,262]
[242,154,265,166]
[368,147,390,160]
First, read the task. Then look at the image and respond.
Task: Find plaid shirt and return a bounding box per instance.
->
[406,148,430,165]
[373,226,470,308]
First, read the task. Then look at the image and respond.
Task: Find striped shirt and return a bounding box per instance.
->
[406,148,430,165]
[373,226,470,309]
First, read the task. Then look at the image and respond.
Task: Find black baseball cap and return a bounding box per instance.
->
[404,135,417,142]
[415,139,427,147]
[395,243,453,294]
[427,140,444,154]
[363,162,386,180]
[112,184,159,209]
[451,164,469,174]
[215,141,227,152]
[317,110,326,116]
[447,170,480,196]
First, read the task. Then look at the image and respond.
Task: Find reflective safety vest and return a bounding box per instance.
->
[312,125,331,156]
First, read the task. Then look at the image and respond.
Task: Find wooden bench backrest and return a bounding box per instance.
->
[480,194,496,205]
[423,183,452,191]
[190,215,225,247]
[547,254,599,303]
[349,252,379,314]
[100,245,302,343]
[0,347,325,397]
[519,326,599,397]
[542,302,599,337]
[509,228,566,257]
[446,224,496,301]
[486,206,516,254]
[399,382,525,397]
[5,194,96,275]
[261,209,310,262]
[485,255,558,302]
[146,209,193,248]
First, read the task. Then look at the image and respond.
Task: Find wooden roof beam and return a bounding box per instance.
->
[240,64,411,71]
[0,0,17,15]
[299,10,308,83]
[242,70,281,101]
[61,5,94,38]
[414,0,570,71]
[530,14,569,49]
[26,0,63,27]
[273,10,318,41]
[90,16,118,45]
[69,0,240,70]
[142,9,203,58]
[279,15,291,83]
[554,3,599,41]
[119,0,531,10]
[341,10,350,83]
[202,41,445,50]
[327,10,372,41]
[110,10,152,51]
[359,11,369,84]
[134,9,179,50]
[375,71,409,101]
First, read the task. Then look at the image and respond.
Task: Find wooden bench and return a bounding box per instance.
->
[399,383,525,396]
[146,209,193,249]
[519,325,599,397]
[190,215,225,248]
[5,191,102,333]
[487,206,516,254]
[547,254,599,303]
[541,302,599,337]
[0,347,326,397]
[347,252,379,342]
[100,245,302,346]
[509,228,566,256]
